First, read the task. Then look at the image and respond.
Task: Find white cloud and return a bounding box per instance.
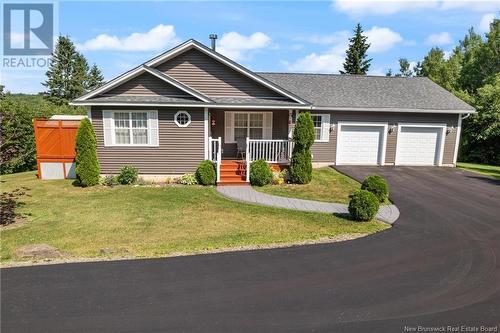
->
[76,24,179,51]
[217,32,271,61]
[333,0,500,16]
[365,26,404,52]
[425,32,453,45]
[479,13,496,32]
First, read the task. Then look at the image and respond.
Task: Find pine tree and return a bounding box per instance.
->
[87,64,105,90]
[70,53,89,100]
[340,23,372,75]
[385,68,393,77]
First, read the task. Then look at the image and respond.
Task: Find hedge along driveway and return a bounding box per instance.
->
[0,172,388,263]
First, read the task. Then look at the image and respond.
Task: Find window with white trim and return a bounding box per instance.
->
[114,111,149,145]
[234,112,264,140]
[310,114,330,142]
[174,111,191,127]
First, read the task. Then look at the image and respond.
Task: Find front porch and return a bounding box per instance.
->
[208,109,294,184]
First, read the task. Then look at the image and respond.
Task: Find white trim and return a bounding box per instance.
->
[204,108,209,160]
[174,110,192,127]
[453,114,462,165]
[104,110,158,147]
[310,113,330,142]
[50,115,87,120]
[336,122,388,166]
[224,111,271,144]
[312,106,475,114]
[394,123,447,166]
[142,66,212,103]
[75,40,307,105]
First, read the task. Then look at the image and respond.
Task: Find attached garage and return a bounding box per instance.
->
[336,122,388,165]
[395,124,446,166]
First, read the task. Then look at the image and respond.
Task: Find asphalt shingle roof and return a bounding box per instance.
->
[258,72,475,111]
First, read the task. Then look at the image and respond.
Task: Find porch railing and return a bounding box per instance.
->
[245,138,294,182]
[208,136,222,182]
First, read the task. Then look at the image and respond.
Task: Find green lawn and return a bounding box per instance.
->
[255,167,360,204]
[0,172,387,264]
[457,163,500,179]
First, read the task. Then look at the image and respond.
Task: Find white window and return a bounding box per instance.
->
[224,112,272,143]
[102,110,159,147]
[174,111,191,127]
[310,114,331,142]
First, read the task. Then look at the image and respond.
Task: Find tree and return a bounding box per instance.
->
[87,64,105,90]
[43,36,104,105]
[75,118,100,186]
[289,112,315,184]
[460,73,500,165]
[340,23,372,75]
[413,61,424,76]
[397,58,413,77]
[385,68,393,77]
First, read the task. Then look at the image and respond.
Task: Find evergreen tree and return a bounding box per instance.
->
[340,23,372,75]
[75,118,100,187]
[422,47,448,86]
[385,68,393,77]
[413,61,424,76]
[289,112,315,184]
[87,64,105,90]
[70,53,89,100]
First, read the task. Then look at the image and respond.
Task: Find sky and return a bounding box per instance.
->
[1,0,499,94]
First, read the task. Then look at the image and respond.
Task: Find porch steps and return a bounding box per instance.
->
[218,160,248,186]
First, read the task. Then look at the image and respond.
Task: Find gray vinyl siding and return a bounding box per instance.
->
[104,73,190,97]
[211,109,289,158]
[91,106,205,174]
[310,111,459,165]
[155,49,285,98]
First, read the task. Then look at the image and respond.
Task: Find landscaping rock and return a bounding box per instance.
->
[14,244,63,259]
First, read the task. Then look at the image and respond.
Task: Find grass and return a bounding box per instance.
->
[254,167,361,204]
[0,172,388,264]
[457,162,500,179]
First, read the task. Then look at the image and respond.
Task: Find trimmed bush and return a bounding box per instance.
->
[361,174,389,203]
[178,173,198,185]
[117,166,138,185]
[196,160,216,185]
[289,112,315,184]
[348,190,380,221]
[250,159,273,186]
[75,118,100,187]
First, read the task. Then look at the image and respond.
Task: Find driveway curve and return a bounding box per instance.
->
[2,167,500,332]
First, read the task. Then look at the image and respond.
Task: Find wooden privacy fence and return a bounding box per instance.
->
[34,118,82,179]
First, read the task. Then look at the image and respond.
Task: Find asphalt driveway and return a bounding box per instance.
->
[2,167,500,332]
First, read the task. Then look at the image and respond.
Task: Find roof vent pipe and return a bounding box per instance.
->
[209,34,218,51]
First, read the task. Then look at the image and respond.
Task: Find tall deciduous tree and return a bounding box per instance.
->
[340,23,372,75]
[397,58,413,77]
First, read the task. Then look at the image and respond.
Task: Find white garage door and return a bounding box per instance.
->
[337,125,385,165]
[396,126,443,165]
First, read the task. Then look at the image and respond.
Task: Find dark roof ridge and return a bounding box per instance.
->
[257,71,428,79]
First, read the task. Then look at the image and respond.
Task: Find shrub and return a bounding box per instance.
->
[101,175,117,187]
[178,173,198,185]
[361,174,389,203]
[196,160,216,185]
[117,166,138,185]
[348,190,380,221]
[75,118,100,187]
[272,169,289,185]
[250,159,273,186]
[289,112,315,184]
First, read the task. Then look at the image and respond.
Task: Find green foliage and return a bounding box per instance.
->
[460,74,500,165]
[178,173,198,185]
[348,190,380,222]
[397,58,413,77]
[43,36,105,105]
[340,23,372,75]
[290,112,315,184]
[361,174,389,203]
[250,159,273,186]
[0,94,85,175]
[419,20,500,165]
[116,166,138,185]
[272,169,289,185]
[101,175,117,187]
[75,118,100,187]
[196,160,216,185]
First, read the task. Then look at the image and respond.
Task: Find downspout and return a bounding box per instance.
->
[453,113,472,166]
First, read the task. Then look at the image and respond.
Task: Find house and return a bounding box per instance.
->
[71,39,475,184]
